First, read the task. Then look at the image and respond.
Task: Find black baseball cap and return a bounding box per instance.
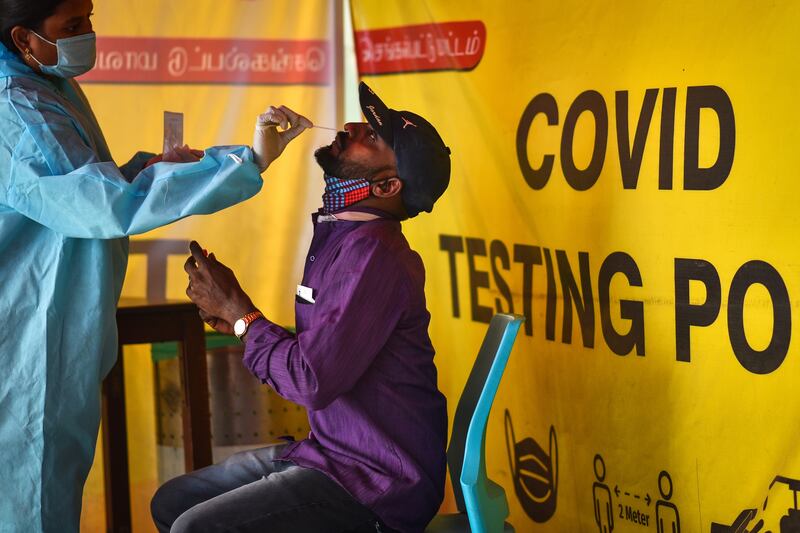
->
[359,82,451,218]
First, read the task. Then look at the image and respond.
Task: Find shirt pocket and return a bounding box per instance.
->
[296,284,317,304]
[295,294,314,305]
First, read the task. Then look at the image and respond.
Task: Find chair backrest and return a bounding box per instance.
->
[446,313,524,531]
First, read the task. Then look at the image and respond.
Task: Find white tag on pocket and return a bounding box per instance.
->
[296,284,316,304]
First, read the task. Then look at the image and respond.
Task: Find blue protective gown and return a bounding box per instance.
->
[0,42,262,531]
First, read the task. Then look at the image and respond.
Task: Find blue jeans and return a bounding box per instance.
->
[150,444,386,533]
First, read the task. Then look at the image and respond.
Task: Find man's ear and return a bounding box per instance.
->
[372,177,403,199]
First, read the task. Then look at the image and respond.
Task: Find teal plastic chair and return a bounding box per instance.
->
[427,313,525,533]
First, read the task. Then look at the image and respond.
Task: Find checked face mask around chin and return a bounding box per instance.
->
[321,173,391,214]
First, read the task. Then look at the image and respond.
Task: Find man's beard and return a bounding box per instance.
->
[314,145,383,181]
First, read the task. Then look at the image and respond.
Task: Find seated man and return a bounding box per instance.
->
[151,82,452,533]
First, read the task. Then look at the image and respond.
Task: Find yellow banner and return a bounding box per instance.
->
[352,1,800,531]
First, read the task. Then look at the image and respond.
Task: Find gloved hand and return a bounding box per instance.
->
[144,145,204,167]
[163,145,204,163]
[253,105,312,172]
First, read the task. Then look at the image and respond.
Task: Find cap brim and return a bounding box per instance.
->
[359,82,394,147]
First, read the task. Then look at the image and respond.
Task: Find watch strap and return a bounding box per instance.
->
[236,310,263,340]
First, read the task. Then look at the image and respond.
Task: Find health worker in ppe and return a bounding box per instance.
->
[0,0,311,531]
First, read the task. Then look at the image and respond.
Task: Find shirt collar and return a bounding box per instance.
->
[313,206,401,224]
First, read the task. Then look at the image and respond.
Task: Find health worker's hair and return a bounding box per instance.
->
[0,0,64,55]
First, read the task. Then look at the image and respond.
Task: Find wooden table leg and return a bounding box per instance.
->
[101,347,132,533]
[178,310,213,471]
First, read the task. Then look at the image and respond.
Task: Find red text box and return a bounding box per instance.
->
[80,37,331,85]
[355,20,486,75]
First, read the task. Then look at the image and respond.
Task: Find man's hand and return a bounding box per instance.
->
[184,241,257,327]
[198,308,234,336]
[253,105,312,172]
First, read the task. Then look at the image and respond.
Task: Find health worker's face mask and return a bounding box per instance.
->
[321,174,393,214]
[28,31,97,79]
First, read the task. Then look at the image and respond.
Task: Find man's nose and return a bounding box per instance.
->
[343,123,363,138]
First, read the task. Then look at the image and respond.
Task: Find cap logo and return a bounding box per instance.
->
[401,116,417,129]
[366,105,383,126]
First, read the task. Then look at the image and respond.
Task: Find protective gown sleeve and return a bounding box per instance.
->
[119,151,157,182]
[3,113,262,239]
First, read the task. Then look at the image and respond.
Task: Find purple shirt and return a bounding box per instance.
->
[243,211,448,532]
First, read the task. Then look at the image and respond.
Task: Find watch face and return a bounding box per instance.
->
[234,319,246,336]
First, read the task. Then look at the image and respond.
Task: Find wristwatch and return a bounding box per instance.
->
[234,310,263,340]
